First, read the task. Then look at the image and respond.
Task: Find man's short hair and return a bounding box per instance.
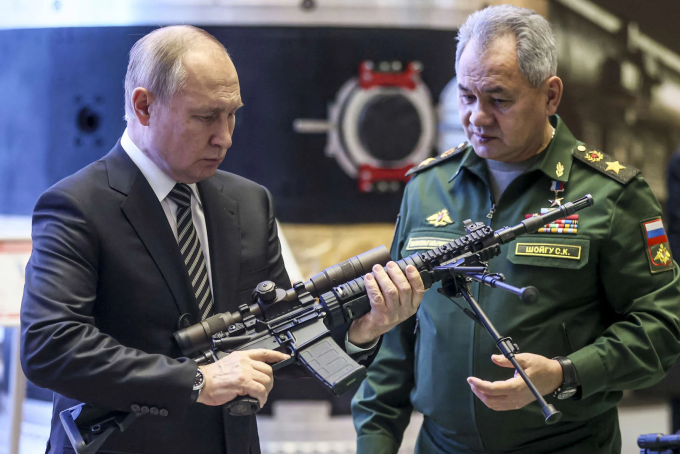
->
[455,5,557,88]
[124,25,228,122]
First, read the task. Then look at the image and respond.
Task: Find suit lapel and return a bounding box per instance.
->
[198,177,241,314]
[105,143,200,322]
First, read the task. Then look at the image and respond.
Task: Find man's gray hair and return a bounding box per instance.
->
[455,5,557,88]
[124,25,228,122]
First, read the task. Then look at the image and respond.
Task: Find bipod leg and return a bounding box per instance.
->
[437,276,482,325]
[457,279,562,425]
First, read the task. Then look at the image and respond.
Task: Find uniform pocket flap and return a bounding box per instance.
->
[507,236,590,269]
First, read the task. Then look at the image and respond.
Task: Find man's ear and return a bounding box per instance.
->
[545,76,563,116]
[131,88,154,126]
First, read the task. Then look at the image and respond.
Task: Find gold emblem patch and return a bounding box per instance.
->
[655,244,672,265]
[426,209,453,227]
[585,151,604,162]
[515,243,582,260]
[555,162,564,177]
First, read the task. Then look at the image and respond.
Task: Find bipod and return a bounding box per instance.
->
[436,262,562,425]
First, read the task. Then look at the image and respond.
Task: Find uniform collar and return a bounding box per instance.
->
[449,115,578,184]
[534,115,578,182]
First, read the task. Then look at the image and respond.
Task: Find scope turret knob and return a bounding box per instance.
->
[256,281,277,303]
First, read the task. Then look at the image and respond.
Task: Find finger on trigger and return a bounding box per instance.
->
[247,348,289,364]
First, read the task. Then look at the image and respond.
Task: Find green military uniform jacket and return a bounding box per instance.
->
[352,116,680,454]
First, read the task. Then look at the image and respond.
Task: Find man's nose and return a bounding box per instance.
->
[469,102,494,128]
[210,119,233,149]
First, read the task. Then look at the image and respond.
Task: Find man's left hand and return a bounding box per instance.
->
[467,353,563,411]
[347,262,425,347]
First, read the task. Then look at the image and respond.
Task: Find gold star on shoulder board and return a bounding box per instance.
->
[418,157,436,167]
[605,161,626,175]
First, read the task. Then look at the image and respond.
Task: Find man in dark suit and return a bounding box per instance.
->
[20,26,426,454]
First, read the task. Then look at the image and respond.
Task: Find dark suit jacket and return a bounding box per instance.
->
[20,142,293,454]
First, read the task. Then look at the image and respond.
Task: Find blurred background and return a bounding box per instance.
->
[2,0,680,453]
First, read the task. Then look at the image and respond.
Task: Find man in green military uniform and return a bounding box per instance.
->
[352,5,680,453]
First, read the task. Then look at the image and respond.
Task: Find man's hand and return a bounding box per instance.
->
[347,262,426,347]
[466,353,563,411]
[196,349,290,407]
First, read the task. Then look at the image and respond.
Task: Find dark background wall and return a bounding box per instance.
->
[0,26,457,223]
[588,0,680,56]
[550,1,680,203]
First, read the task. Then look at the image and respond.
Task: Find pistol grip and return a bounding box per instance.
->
[225,396,261,416]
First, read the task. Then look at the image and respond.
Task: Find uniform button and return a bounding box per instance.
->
[140,406,150,414]
[131,404,141,413]
[150,407,159,416]
[159,409,169,417]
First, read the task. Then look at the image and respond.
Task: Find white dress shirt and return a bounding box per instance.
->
[120,129,213,296]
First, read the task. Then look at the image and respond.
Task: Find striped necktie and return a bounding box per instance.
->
[167,184,214,320]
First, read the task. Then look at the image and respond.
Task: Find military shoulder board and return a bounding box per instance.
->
[572,144,640,184]
[405,142,469,177]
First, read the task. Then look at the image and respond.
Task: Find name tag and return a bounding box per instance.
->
[515,243,582,260]
[406,237,453,250]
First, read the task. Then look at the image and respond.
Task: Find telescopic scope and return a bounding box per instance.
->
[173,246,391,356]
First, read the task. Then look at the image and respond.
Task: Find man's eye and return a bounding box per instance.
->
[493,98,508,104]
[461,95,475,102]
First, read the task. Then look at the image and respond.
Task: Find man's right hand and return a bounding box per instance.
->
[196,349,290,407]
